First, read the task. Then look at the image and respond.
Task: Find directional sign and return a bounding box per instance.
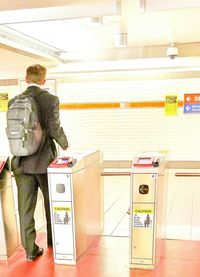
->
[184,93,200,113]
[139,184,149,194]
[184,94,200,104]
[184,104,200,113]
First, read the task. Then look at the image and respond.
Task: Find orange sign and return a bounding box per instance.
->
[184,94,200,104]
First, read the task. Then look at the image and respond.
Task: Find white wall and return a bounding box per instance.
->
[0,85,19,156]
[57,76,200,161]
[0,48,55,79]
[2,75,200,161]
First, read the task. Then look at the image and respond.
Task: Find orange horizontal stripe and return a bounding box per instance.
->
[60,100,184,110]
[60,103,120,109]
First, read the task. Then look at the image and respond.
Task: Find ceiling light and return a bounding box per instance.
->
[0,25,61,62]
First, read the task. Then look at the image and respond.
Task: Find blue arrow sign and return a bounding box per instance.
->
[184,104,200,113]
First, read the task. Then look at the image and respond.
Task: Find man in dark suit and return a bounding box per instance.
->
[9,64,68,261]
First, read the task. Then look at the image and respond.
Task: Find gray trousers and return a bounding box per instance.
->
[14,173,52,256]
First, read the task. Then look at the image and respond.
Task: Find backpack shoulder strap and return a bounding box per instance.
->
[30,90,47,130]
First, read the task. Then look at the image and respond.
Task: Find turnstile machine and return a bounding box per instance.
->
[130,154,167,269]
[47,150,103,265]
[0,157,20,260]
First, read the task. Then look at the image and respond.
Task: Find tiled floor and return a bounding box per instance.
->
[1,230,200,277]
[2,170,200,276]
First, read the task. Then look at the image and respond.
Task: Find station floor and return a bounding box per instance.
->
[1,174,200,277]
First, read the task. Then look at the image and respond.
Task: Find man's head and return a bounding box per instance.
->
[26,64,47,85]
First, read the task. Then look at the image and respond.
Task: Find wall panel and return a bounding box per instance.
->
[58,76,200,161]
[1,75,200,161]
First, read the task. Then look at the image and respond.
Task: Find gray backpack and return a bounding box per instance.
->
[6,94,43,156]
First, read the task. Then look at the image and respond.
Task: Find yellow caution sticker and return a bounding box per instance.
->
[134,208,153,214]
[165,94,178,116]
[0,93,8,112]
[53,206,72,225]
[133,208,153,228]
[54,207,71,212]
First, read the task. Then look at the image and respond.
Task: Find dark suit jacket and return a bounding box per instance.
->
[9,86,68,174]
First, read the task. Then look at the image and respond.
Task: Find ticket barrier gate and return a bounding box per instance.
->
[47,150,103,265]
[0,157,20,260]
[130,154,167,269]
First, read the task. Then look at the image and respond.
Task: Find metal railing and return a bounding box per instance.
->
[101,171,131,176]
[175,172,200,177]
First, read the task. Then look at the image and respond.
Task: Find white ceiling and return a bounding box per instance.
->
[1,0,200,77]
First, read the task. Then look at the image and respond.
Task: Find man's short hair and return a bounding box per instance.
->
[26,64,47,84]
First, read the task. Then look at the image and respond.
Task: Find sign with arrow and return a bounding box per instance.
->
[184,93,200,113]
[139,184,149,194]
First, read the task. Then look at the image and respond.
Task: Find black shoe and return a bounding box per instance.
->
[26,248,44,262]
